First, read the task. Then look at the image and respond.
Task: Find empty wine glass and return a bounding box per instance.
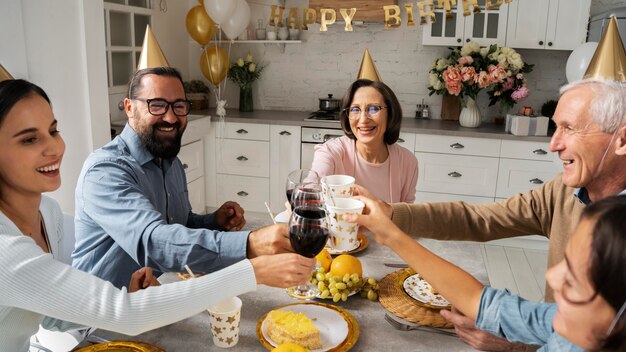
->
[286,204,330,299]
[285,169,320,211]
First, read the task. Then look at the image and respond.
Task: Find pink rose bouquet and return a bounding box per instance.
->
[427,42,534,109]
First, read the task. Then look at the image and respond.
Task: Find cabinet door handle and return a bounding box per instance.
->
[529,178,544,185]
[448,171,462,178]
[183,163,189,169]
[539,40,544,45]
[236,129,248,134]
[237,191,249,197]
[398,138,405,143]
[450,142,465,149]
[279,130,292,136]
[532,148,547,155]
[457,38,462,43]
[236,155,249,161]
[466,38,470,43]
[548,42,553,47]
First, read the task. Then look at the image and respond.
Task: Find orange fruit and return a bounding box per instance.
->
[330,254,362,278]
[272,342,310,352]
[315,249,332,272]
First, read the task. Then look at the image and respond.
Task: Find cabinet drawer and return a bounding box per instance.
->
[415,152,499,197]
[415,134,501,157]
[415,191,494,204]
[217,139,269,177]
[500,140,552,161]
[216,122,269,141]
[216,174,269,212]
[396,132,415,151]
[187,176,206,214]
[179,140,204,182]
[182,116,210,145]
[496,159,560,198]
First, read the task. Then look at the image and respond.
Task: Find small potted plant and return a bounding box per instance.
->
[184,80,210,111]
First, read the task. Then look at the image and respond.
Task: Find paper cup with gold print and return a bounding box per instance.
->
[207,296,242,348]
[326,198,364,252]
[321,175,355,202]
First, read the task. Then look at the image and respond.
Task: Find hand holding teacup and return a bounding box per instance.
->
[321,175,364,252]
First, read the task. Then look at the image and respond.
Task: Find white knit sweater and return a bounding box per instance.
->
[0,196,257,351]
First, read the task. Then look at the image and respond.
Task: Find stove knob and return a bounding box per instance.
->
[312,131,322,141]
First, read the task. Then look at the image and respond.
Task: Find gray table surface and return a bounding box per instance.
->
[96,214,489,351]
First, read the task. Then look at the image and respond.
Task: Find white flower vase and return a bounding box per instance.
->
[459,97,482,128]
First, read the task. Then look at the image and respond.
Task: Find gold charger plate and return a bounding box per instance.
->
[378,269,453,328]
[256,302,359,351]
[326,232,368,256]
[72,341,166,352]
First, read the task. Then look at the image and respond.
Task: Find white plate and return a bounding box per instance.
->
[274,210,290,223]
[402,273,450,308]
[261,303,349,351]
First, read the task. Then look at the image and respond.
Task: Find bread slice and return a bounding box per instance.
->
[266,310,322,350]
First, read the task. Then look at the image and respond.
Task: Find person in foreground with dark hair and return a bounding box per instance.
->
[346,194,626,352]
[310,79,418,202]
[71,67,312,289]
[0,79,314,351]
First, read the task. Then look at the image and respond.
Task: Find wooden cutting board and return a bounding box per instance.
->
[308,0,398,22]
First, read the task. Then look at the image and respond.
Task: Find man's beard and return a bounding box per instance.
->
[139,121,185,160]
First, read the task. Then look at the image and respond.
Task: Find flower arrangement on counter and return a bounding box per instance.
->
[427,41,534,110]
[227,53,265,90]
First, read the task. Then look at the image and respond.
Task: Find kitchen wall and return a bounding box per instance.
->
[186,0,622,121]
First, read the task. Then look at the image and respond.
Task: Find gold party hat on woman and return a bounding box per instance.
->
[0,64,14,82]
[583,16,626,82]
[137,25,170,70]
[357,48,382,82]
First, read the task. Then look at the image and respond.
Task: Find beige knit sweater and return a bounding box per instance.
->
[391,175,585,302]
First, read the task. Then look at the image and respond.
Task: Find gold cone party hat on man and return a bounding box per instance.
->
[0,64,14,82]
[583,16,626,82]
[357,48,382,82]
[137,25,170,70]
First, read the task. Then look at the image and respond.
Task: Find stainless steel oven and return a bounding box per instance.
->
[301,126,344,169]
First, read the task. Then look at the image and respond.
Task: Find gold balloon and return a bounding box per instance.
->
[186,5,216,46]
[200,45,229,85]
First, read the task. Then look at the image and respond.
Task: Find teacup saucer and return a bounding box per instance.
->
[325,232,368,255]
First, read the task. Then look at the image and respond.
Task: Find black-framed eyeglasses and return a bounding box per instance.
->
[343,105,387,120]
[133,98,191,117]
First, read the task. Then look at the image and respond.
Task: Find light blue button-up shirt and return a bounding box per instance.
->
[476,287,583,351]
[72,124,249,288]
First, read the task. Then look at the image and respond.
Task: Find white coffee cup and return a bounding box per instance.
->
[207,296,242,348]
[325,198,364,252]
[321,175,355,203]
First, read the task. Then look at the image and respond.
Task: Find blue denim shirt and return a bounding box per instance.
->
[476,287,583,352]
[72,124,249,288]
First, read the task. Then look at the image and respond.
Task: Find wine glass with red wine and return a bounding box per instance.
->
[286,204,330,299]
[290,183,324,210]
[285,169,320,211]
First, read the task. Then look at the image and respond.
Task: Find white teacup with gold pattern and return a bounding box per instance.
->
[321,175,355,202]
[207,296,242,348]
[326,198,364,252]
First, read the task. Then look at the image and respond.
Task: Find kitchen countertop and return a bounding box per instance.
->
[94,212,489,351]
[187,109,552,142]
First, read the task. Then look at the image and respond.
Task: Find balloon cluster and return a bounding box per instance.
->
[186,0,251,85]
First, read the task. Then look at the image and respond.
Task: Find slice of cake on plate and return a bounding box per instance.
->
[266,310,322,350]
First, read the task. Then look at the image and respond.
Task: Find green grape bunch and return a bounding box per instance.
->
[309,266,379,302]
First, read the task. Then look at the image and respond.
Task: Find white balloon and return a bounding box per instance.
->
[222,0,251,40]
[566,42,598,83]
[203,0,237,25]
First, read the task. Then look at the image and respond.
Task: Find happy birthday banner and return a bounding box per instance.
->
[259,0,514,32]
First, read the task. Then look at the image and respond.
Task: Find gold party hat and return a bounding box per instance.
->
[0,64,14,82]
[137,25,170,70]
[357,48,382,82]
[583,16,626,82]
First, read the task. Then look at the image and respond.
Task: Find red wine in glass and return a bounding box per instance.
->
[289,207,329,257]
[290,185,323,210]
[286,188,294,210]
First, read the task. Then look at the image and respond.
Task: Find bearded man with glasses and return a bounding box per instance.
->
[70,67,313,290]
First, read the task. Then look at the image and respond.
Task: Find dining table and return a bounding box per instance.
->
[94,213,491,351]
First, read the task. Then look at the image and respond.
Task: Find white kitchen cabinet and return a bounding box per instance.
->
[214,122,271,212]
[178,116,212,214]
[269,125,301,213]
[506,0,591,50]
[422,1,508,47]
[396,132,415,152]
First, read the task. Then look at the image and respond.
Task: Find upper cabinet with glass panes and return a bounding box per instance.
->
[422,0,508,47]
[103,0,152,93]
